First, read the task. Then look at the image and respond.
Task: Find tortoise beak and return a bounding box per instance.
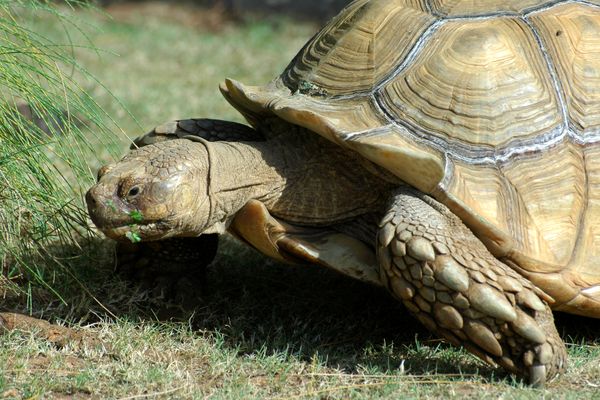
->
[86,182,135,238]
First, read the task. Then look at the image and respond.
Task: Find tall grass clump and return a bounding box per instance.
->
[0,1,124,315]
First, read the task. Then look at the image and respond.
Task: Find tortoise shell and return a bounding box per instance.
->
[219,0,600,316]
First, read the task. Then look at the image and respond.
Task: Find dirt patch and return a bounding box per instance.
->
[0,313,104,350]
[105,1,236,32]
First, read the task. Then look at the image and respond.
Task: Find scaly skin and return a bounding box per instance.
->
[377,188,567,385]
[87,119,567,385]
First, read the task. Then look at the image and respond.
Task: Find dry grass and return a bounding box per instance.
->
[2,3,600,399]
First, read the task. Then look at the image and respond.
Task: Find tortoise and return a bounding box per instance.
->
[85,0,600,385]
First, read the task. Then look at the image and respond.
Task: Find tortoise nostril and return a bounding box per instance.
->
[85,188,97,208]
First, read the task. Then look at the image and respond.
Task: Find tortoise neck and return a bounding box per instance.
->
[201,139,286,232]
[201,131,393,232]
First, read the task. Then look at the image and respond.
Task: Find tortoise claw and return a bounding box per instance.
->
[530,364,547,387]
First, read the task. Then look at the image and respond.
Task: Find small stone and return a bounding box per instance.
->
[517,290,546,312]
[511,310,546,344]
[438,292,453,304]
[393,257,407,271]
[497,276,524,292]
[379,224,396,247]
[391,241,406,257]
[468,284,517,322]
[434,303,463,329]
[420,287,436,302]
[390,276,415,300]
[464,319,503,356]
[407,237,436,262]
[399,230,412,242]
[433,256,469,292]
[432,242,450,255]
[452,293,470,309]
[414,295,432,313]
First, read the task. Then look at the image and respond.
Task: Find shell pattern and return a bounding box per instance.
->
[221,0,600,315]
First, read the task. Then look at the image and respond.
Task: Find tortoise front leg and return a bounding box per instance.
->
[377,188,567,385]
[117,235,219,302]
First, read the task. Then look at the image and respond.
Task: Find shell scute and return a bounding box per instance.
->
[282,0,435,96]
[429,0,554,17]
[530,3,600,137]
[378,17,563,148]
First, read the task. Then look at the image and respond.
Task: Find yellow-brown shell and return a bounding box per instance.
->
[220,0,600,316]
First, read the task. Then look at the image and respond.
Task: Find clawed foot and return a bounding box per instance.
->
[378,191,567,385]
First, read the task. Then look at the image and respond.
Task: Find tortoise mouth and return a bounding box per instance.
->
[101,220,171,242]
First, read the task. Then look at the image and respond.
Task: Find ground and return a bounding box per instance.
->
[2,3,600,399]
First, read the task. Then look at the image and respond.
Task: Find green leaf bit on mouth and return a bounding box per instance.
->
[126,230,142,243]
[129,210,144,223]
[105,200,117,212]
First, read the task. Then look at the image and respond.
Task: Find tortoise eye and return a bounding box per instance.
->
[128,186,141,198]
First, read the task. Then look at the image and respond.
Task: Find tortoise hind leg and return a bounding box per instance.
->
[377,187,567,385]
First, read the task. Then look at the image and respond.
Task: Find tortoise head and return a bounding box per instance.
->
[86,139,213,242]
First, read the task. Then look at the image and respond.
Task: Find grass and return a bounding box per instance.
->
[2,2,600,398]
[0,0,124,312]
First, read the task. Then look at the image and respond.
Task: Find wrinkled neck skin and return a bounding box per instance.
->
[196,139,287,234]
